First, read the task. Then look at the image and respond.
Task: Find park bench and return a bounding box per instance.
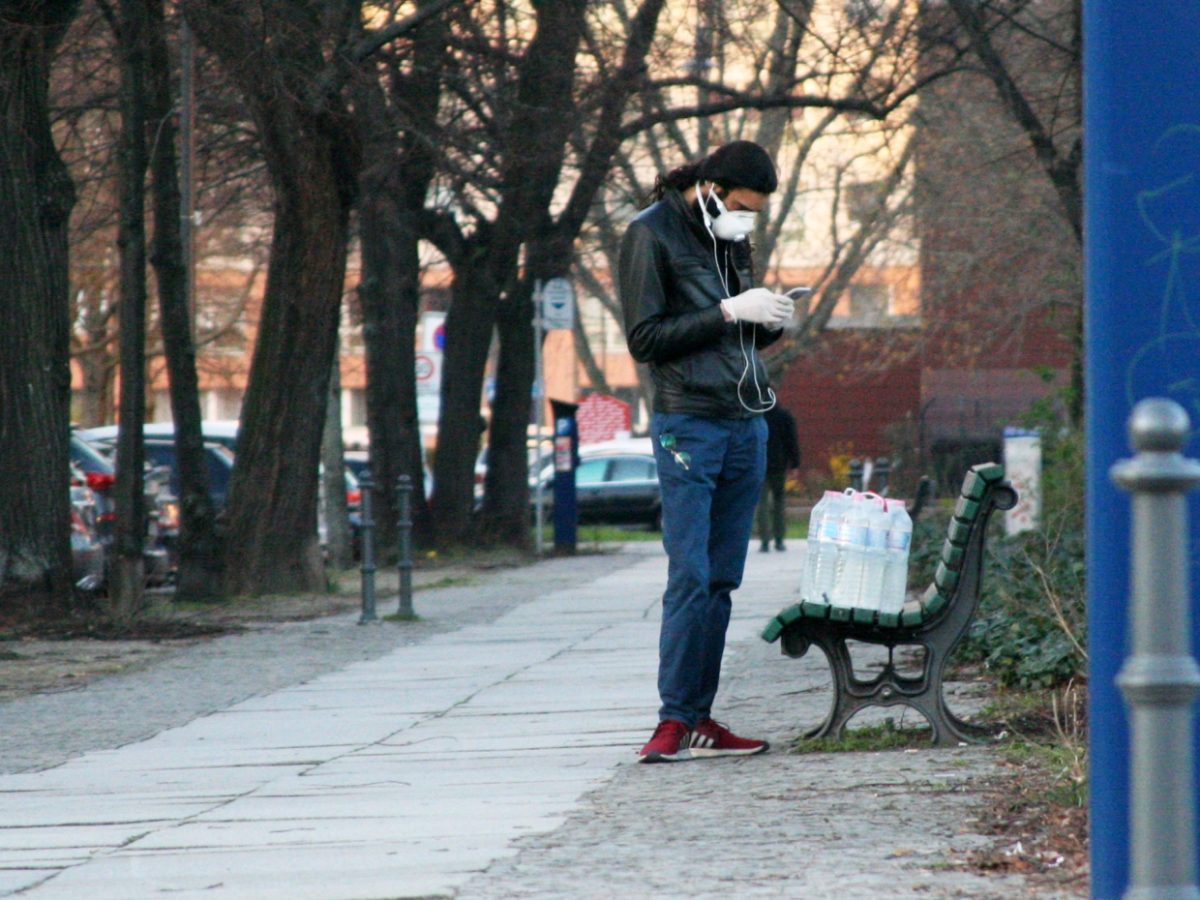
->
[761,462,1018,747]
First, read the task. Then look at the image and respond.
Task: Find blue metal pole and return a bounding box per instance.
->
[1084,7,1200,896]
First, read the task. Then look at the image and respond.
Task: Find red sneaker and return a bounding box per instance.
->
[689,719,769,758]
[637,719,692,763]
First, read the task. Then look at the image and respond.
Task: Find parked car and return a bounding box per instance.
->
[68,464,106,593]
[79,420,239,454]
[346,447,433,497]
[532,443,662,530]
[69,431,171,587]
[83,423,373,563]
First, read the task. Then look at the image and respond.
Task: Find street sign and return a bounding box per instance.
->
[415,351,441,396]
[541,277,574,330]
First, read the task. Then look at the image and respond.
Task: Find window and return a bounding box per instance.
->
[849,283,889,322]
[575,458,609,485]
[608,457,656,482]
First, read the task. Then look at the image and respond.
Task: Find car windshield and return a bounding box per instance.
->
[70,434,115,475]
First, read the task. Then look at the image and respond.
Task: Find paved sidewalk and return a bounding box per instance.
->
[1,543,1051,898]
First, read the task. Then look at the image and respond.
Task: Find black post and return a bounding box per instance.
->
[874,457,891,495]
[358,469,377,624]
[848,458,864,492]
[396,474,414,618]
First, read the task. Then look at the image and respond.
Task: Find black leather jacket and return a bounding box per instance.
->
[619,188,782,419]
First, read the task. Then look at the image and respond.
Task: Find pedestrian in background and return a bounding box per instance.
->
[619,139,794,763]
[758,403,801,552]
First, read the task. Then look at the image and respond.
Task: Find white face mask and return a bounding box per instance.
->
[699,183,758,242]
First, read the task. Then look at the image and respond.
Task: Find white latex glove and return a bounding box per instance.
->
[720,288,794,326]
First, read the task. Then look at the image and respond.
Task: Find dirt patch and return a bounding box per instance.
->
[0,550,533,704]
[964,689,1090,895]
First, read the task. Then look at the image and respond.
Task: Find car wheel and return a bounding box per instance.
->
[651,506,663,532]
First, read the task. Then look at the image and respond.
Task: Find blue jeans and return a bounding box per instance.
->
[651,412,767,726]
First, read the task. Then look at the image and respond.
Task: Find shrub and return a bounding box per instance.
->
[971,424,1084,689]
[911,420,1086,690]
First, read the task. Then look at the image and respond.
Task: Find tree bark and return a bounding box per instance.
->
[0,0,80,613]
[356,174,429,553]
[183,0,358,595]
[145,0,221,601]
[351,0,446,553]
[321,361,352,569]
[459,0,588,547]
[111,0,151,621]
[431,258,500,546]
[475,0,665,544]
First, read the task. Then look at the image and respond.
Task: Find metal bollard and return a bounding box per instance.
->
[358,469,378,624]
[874,457,891,495]
[1111,398,1200,899]
[848,458,864,492]
[396,474,414,618]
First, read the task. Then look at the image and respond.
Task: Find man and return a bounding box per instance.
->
[619,140,793,763]
[758,403,801,552]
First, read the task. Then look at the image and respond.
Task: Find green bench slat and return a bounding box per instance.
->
[922,585,949,617]
[830,605,853,623]
[941,539,964,570]
[960,470,990,501]
[762,617,785,642]
[947,518,972,545]
[935,561,959,593]
[852,607,877,625]
[953,495,981,523]
[779,603,804,626]
[877,608,901,628]
[802,600,831,619]
[969,462,1005,483]
[900,601,923,627]
[762,603,806,642]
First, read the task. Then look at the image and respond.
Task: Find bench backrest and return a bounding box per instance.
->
[761,463,1017,642]
[887,462,1013,630]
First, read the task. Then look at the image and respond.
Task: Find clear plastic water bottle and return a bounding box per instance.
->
[808,490,847,604]
[855,494,891,610]
[830,492,871,609]
[880,500,913,614]
[801,491,835,601]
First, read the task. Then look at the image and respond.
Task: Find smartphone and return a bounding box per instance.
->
[786,286,814,300]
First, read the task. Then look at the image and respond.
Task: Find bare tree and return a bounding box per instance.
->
[0,0,82,613]
[107,0,152,620]
[180,0,458,595]
[145,0,221,600]
[349,0,450,554]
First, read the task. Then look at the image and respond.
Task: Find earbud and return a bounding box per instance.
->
[696,181,714,227]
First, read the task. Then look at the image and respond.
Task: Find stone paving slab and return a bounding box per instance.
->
[0,542,1067,899]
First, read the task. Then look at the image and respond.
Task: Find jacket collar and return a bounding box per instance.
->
[663,186,717,248]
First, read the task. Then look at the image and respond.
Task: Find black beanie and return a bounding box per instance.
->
[698,141,778,194]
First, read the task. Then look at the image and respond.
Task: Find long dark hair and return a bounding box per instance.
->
[644,161,707,208]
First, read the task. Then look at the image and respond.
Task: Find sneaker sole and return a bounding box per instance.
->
[637,748,693,764]
[689,742,769,759]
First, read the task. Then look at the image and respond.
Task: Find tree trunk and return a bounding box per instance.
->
[219,148,350,595]
[478,278,535,548]
[145,0,220,601]
[356,172,427,555]
[351,1,446,552]
[184,0,358,596]
[321,361,352,570]
[431,261,497,546]
[111,0,151,621]
[0,0,80,614]
[459,0,588,545]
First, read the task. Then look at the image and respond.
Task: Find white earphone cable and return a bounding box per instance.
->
[702,183,775,414]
